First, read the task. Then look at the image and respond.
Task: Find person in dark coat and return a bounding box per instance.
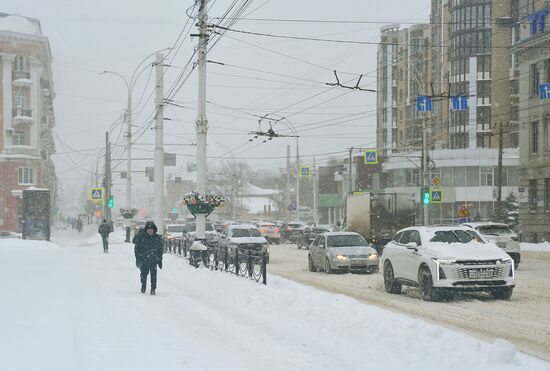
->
[133,221,164,295]
[98,219,113,253]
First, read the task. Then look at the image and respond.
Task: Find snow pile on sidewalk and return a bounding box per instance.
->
[521,241,550,252]
[1,232,549,371]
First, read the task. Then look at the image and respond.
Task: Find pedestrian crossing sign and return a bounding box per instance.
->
[90,187,105,202]
[430,189,443,204]
[300,165,311,177]
[364,150,378,164]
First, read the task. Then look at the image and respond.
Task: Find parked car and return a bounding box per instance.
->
[462,222,521,269]
[184,221,219,248]
[284,222,307,243]
[0,231,21,239]
[257,222,281,244]
[297,225,331,249]
[164,224,186,242]
[213,220,226,233]
[381,226,515,301]
[308,232,379,274]
[217,224,270,263]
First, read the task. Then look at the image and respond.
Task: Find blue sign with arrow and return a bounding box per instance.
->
[540,84,550,99]
[452,95,468,111]
[416,96,432,112]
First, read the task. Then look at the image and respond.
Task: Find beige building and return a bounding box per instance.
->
[513,1,550,242]
[376,1,522,224]
[0,14,56,231]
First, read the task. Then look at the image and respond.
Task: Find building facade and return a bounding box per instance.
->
[0,14,56,231]
[376,1,521,224]
[513,1,550,241]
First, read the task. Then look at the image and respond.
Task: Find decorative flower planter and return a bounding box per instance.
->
[182,192,224,217]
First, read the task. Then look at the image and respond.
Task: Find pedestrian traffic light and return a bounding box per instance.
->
[172,207,177,213]
[421,187,430,205]
[108,195,114,209]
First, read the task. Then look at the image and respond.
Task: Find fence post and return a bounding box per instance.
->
[262,252,267,285]
[224,245,228,272]
[235,249,239,276]
[248,249,253,279]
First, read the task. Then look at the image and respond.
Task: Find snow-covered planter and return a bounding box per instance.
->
[182,192,224,216]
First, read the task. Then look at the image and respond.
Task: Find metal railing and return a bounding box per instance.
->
[13,70,31,80]
[3,145,41,158]
[163,239,267,285]
[13,107,33,118]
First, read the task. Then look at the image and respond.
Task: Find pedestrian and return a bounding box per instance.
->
[133,221,164,295]
[98,218,113,253]
[76,218,83,233]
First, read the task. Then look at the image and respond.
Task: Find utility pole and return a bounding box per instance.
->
[313,157,318,224]
[195,0,208,240]
[104,131,111,222]
[496,122,504,221]
[422,113,430,226]
[153,53,165,232]
[295,139,300,221]
[348,147,353,194]
[285,144,290,222]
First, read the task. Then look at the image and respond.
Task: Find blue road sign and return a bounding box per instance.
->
[540,84,550,99]
[364,150,378,165]
[416,96,432,112]
[300,166,311,177]
[430,189,443,204]
[452,95,468,111]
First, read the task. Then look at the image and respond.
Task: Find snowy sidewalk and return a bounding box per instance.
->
[1,230,549,371]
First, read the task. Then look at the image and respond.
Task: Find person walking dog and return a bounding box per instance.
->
[133,221,164,295]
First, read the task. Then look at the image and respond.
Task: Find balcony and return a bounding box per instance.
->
[40,78,51,96]
[12,70,32,86]
[3,145,41,158]
[12,107,34,125]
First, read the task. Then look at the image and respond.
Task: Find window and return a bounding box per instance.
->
[17,168,34,185]
[481,167,493,186]
[14,93,25,109]
[14,131,25,145]
[392,232,403,243]
[529,179,537,210]
[410,230,421,246]
[14,56,25,71]
[531,64,540,97]
[532,121,539,154]
[545,178,550,210]
[398,231,412,244]
[466,167,479,186]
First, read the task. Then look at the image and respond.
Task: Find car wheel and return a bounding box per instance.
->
[491,287,513,300]
[275,239,280,245]
[308,255,316,272]
[324,258,333,274]
[383,261,401,294]
[419,266,438,301]
[297,240,302,249]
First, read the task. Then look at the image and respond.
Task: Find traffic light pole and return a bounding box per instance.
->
[422,113,430,226]
[104,131,112,222]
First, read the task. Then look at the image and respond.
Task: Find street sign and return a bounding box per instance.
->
[300,165,311,177]
[431,176,441,187]
[452,95,468,111]
[145,166,154,182]
[540,83,550,99]
[416,95,432,112]
[364,149,378,165]
[90,187,105,203]
[164,152,176,166]
[430,189,443,204]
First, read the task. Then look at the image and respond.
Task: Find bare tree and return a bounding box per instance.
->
[209,161,252,218]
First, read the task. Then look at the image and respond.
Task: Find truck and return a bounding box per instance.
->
[345,192,415,248]
[22,188,51,241]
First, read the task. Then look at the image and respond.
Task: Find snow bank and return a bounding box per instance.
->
[521,242,550,252]
[1,232,549,371]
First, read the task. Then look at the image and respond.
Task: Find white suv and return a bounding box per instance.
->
[462,222,521,269]
[381,226,515,301]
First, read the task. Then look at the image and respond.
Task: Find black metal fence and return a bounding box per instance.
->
[163,239,267,285]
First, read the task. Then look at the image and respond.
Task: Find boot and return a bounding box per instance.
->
[141,285,146,294]
[150,288,156,295]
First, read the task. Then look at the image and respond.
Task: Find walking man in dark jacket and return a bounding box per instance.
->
[133,221,164,295]
[98,219,113,253]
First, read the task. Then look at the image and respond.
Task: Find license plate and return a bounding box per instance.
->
[468,269,494,279]
[351,259,367,265]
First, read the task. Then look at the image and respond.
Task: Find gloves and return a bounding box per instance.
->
[158,261,163,269]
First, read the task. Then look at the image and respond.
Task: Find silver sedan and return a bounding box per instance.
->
[308,232,379,274]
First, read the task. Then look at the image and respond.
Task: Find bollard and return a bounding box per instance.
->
[262,252,267,285]
[235,250,239,276]
[248,249,253,279]
[125,227,131,243]
[224,245,228,272]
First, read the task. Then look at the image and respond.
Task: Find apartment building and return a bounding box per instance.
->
[376,1,520,224]
[513,0,550,241]
[0,14,56,231]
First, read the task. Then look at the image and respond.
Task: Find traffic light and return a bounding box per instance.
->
[421,187,430,205]
[172,207,177,213]
[108,195,114,209]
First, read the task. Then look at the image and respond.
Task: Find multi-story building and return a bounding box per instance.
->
[0,14,56,231]
[513,1,550,242]
[376,1,520,224]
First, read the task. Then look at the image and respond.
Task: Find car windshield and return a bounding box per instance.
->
[327,235,366,247]
[166,225,184,233]
[231,228,261,237]
[477,225,513,236]
[288,224,304,228]
[430,230,484,244]
[187,223,214,232]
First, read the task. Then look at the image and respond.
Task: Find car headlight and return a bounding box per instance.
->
[432,258,456,265]
[336,254,348,261]
[368,253,378,260]
[499,258,513,264]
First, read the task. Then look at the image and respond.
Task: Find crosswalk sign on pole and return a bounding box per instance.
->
[90,187,105,203]
[300,165,311,177]
[430,189,443,204]
[364,149,378,165]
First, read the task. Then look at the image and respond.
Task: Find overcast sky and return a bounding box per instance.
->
[3,0,430,210]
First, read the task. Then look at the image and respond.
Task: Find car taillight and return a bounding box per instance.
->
[274,228,280,233]
[259,228,266,233]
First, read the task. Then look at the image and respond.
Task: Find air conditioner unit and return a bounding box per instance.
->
[5,128,16,136]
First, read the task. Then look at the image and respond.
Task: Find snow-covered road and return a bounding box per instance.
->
[1,229,549,371]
